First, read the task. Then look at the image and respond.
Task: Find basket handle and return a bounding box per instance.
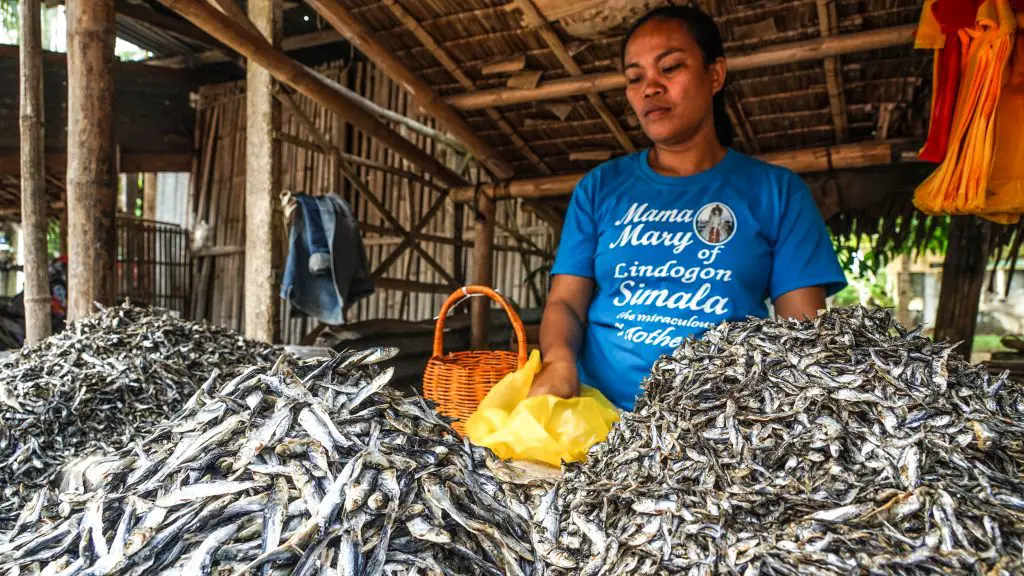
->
[432,285,528,369]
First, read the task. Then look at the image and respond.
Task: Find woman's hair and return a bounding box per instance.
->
[621,5,734,147]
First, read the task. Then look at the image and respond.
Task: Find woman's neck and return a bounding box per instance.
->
[647,125,727,177]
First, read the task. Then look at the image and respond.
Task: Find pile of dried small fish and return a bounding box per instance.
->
[531,307,1024,575]
[0,347,537,575]
[0,305,278,526]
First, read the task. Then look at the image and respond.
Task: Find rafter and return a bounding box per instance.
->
[304,0,517,180]
[446,25,917,110]
[379,0,553,176]
[145,28,343,68]
[816,0,849,143]
[157,0,467,187]
[511,0,636,153]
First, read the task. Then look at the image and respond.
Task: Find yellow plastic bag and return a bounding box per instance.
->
[465,350,619,467]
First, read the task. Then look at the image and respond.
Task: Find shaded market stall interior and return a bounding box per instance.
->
[1,0,1023,384]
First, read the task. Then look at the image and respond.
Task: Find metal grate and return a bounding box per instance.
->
[116,216,190,316]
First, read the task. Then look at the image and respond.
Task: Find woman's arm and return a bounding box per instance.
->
[528,275,595,398]
[773,285,826,321]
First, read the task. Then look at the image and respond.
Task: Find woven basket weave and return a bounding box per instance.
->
[423,285,527,435]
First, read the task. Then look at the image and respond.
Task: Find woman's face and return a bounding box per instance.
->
[624,18,726,147]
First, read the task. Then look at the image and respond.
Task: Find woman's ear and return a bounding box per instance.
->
[710,57,727,94]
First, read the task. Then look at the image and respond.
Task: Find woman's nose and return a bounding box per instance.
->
[643,78,665,97]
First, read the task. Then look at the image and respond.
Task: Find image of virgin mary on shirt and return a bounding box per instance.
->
[695,202,736,245]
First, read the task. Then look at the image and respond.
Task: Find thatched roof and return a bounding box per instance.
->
[121,0,931,180]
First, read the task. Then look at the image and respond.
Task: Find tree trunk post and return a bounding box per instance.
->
[66,0,117,322]
[20,0,52,344]
[471,195,495,349]
[933,216,991,359]
[244,0,282,343]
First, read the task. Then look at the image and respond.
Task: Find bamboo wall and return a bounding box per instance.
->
[191,62,554,342]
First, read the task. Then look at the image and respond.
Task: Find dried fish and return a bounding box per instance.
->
[0,346,534,575]
[527,307,1024,575]
[0,304,278,530]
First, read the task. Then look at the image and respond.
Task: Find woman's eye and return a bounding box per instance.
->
[662,64,680,73]
[625,75,642,85]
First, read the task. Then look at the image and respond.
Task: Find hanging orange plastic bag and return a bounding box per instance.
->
[914,0,1017,218]
[986,15,1024,222]
[465,350,619,467]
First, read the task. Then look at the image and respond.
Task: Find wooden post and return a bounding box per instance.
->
[143,172,158,220]
[933,217,992,359]
[158,0,467,188]
[244,0,281,343]
[453,203,465,286]
[66,0,117,321]
[471,195,495,349]
[19,0,52,344]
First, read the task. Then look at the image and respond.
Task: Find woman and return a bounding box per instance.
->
[528,6,847,410]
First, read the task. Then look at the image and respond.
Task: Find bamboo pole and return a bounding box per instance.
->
[447,24,917,110]
[302,73,468,154]
[471,194,496,349]
[243,0,280,343]
[143,173,157,220]
[512,0,635,153]
[66,0,117,321]
[19,0,51,344]
[379,0,552,175]
[303,0,517,180]
[274,89,462,179]
[449,139,921,202]
[158,0,467,188]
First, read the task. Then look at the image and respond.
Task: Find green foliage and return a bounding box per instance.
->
[972,334,1011,354]
[0,0,18,43]
[47,220,61,258]
[832,271,896,308]
[831,215,949,280]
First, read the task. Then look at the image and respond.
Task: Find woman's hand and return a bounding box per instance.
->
[531,275,593,399]
[528,359,580,399]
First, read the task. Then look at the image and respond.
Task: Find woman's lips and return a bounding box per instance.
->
[644,106,671,120]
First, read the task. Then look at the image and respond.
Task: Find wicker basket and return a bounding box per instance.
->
[423,285,528,435]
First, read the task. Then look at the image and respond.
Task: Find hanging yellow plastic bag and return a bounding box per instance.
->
[465,350,619,467]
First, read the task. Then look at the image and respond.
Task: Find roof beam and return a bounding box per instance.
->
[511,0,636,153]
[379,0,552,175]
[816,0,849,143]
[724,91,759,154]
[304,0,517,180]
[446,24,916,110]
[157,0,466,187]
[449,139,922,202]
[144,28,343,67]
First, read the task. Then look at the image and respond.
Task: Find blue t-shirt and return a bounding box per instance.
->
[551,149,847,410]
